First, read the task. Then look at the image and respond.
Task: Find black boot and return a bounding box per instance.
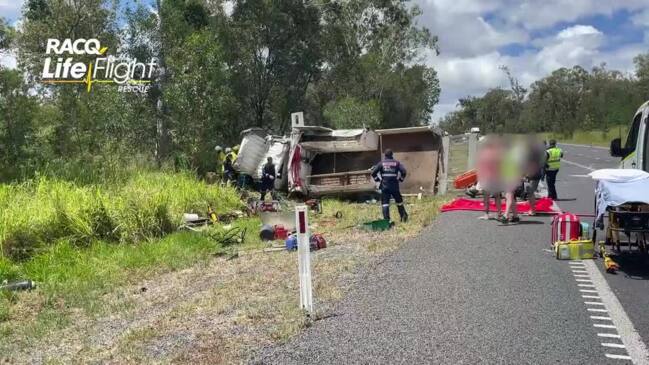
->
[382,205,391,221]
[398,205,408,222]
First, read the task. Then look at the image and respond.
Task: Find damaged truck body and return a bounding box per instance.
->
[234,114,445,197]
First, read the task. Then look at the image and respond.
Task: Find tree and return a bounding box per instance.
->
[311,0,439,128]
[634,54,649,100]
[323,97,381,129]
[223,0,322,133]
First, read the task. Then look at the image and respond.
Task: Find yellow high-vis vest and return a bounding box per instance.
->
[546,147,562,171]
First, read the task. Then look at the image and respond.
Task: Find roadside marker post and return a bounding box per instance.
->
[295,205,313,316]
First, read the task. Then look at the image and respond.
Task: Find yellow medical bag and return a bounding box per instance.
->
[554,240,595,260]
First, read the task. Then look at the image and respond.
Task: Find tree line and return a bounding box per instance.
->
[0,0,440,181]
[439,59,649,136]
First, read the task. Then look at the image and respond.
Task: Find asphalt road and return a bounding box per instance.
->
[256,143,649,364]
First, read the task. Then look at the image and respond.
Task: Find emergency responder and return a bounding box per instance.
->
[545,139,563,200]
[371,149,408,222]
[223,147,236,184]
[215,145,225,175]
[260,157,276,201]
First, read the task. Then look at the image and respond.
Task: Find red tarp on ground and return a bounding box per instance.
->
[441,197,559,214]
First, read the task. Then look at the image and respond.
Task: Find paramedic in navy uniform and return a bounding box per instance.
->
[371,149,408,222]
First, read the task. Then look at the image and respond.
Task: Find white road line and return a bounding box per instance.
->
[574,274,590,277]
[606,354,633,360]
[603,343,627,349]
[585,301,606,306]
[576,279,593,282]
[583,295,601,299]
[579,284,595,287]
[584,260,649,364]
[562,158,595,171]
[581,289,599,293]
[599,333,622,338]
[595,324,618,329]
[592,316,613,321]
[588,308,609,312]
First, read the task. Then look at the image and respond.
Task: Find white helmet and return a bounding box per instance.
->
[214,145,223,152]
[225,147,232,153]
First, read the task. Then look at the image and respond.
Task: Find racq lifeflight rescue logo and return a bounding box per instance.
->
[41,38,158,93]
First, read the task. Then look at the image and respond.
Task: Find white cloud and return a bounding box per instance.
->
[416,0,649,122]
[499,0,649,30]
[0,53,17,69]
[416,0,528,58]
[223,1,234,17]
[557,24,601,39]
[632,8,649,27]
[533,24,604,74]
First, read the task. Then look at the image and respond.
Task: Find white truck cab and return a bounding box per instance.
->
[610,100,649,171]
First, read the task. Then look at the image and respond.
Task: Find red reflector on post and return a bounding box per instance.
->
[298,211,306,234]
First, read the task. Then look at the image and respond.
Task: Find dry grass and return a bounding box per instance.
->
[0,196,446,364]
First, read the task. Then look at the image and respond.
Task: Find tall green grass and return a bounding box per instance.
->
[0,172,243,261]
[541,126,629,147]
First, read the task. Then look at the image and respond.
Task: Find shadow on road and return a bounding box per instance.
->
[498,220,545,226]
[608,253,649,280]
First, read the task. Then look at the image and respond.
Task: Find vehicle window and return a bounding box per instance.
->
[625,113,642,151]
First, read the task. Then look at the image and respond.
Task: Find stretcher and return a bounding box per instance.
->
[590,170,649,266]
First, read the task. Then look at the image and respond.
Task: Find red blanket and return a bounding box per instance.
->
[441,197,559,214]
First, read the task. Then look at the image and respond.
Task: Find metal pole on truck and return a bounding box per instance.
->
[295,205,313,316]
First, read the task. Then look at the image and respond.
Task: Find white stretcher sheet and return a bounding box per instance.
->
[589,168,649,183]
[592,172,649,219]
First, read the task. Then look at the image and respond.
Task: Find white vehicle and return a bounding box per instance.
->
[610,100,649,171]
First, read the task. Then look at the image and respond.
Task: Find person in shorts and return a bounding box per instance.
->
[476,136,504,220]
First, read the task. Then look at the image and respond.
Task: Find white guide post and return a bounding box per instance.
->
[467,131,478,170]
[295,205,313,315]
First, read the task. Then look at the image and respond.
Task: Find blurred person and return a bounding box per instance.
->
[371,149,408,222]
[260,157,276,200]
[545,139,563,200]
[476,136,504,220]
[501,138,525,224]
[524,136,546,216]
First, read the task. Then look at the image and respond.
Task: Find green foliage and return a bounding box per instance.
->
[634,54,649,100]
[441,63,647,135]
[323,97,381,129]
[0,172,242,260]
[0,231,223,313]
[2,0,439,180]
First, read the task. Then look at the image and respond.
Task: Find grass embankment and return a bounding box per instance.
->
[0,174,446,363]
[0,173,246,335]
[541,126,629,147]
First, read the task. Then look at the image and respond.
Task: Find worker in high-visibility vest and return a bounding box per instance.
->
[544,139,563,200]
[223,147,237,184]
[215,145,226,175]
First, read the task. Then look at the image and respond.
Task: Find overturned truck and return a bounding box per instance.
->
[234,116,444,197]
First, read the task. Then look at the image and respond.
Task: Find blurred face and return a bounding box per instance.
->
[267,157,272,163]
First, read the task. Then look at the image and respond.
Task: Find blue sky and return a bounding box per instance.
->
[414,0,649,120]
[2,0,649,121]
